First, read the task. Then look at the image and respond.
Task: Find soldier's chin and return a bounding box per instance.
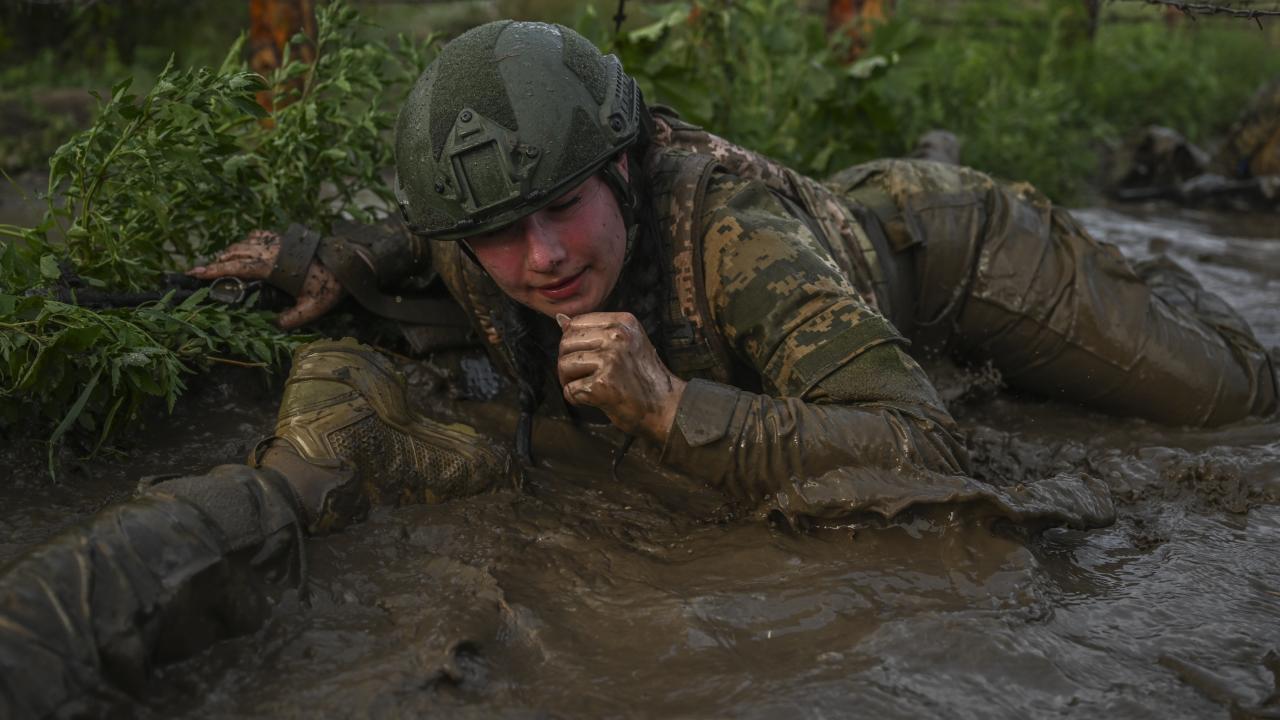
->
[533,296,595,318]
[533,293,601,319]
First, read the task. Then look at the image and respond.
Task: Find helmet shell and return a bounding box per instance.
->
[395,21,641,240]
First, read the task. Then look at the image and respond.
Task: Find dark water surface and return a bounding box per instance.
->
[2,203,1278,718]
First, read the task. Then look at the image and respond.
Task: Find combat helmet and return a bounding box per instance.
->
[394,21,644,241]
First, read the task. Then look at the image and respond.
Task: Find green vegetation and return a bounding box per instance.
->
[0,1,247,173]
[878,0,1280,199]
[2,0,1277,475]
[0,2,431,474]
[579,0,1280,199]
[579,0,905,180]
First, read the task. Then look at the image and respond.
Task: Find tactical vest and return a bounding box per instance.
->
[433,115,891,388]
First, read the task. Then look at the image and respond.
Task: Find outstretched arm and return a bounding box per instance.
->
[188,219,430,328]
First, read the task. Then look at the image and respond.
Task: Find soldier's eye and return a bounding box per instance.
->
[547,195,581,212]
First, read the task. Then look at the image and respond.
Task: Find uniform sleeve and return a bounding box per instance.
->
[317,217,433,292]
[657,176,971,514]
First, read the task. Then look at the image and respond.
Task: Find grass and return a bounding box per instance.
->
[868,0,1280,199]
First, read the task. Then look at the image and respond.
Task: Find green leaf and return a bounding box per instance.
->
[39,254,60,280]
[60,326,104,353]
[46,366,103,479]
[110,76,134,100]
[177,286,211,312]
[231,96,270,119]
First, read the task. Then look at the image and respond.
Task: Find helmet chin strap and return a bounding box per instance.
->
[599,156,640,266]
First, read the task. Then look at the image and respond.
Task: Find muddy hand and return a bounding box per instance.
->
[556,312,687,443]
[187,230,345,329]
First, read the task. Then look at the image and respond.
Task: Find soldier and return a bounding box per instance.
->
[1110,76,1280,205]
[1,21,1272,714]
[191,20,1275,496]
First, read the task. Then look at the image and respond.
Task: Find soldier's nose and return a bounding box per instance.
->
[524,215,566,273]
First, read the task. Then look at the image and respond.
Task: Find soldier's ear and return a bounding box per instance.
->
[614,152,629,181]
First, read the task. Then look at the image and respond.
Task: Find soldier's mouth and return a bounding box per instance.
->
[534,269,587,300]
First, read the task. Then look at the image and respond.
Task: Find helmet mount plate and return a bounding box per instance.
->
[395,22,646,241]
[444,107,540,216]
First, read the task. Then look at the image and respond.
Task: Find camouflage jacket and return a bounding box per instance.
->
[639,124,969,517]
[371,116,971,518]
[1213,76,1280,179]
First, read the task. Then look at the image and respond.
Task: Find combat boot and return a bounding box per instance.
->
[255,337,519,533]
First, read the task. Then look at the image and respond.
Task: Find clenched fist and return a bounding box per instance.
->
[187,230,345,329]
[556,312,687,443]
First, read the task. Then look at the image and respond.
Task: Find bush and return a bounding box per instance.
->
[578,0,1280,201]
[577,0,911,178]
[0,1,433,475]
[881,0,1280,199]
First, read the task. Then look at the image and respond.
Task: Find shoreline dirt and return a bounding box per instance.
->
[1,204,1278,718]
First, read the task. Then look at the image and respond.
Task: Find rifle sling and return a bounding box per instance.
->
[315,236,471,328]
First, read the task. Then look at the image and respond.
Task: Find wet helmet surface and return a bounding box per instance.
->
[395,21,642,240]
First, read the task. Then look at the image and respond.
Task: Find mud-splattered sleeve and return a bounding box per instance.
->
[318,218,433,291]
[658,176,971,511]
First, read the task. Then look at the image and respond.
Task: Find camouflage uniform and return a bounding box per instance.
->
[651,112,1276,429]
[308,100,1273,519]
[0,340,518,715]
[1111,76,1280,203]
[642,146,971,515]
[1212,76,1280,180]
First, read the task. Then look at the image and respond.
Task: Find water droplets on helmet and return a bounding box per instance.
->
[394,21,642,241]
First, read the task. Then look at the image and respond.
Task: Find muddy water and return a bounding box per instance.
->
[3,203,1279,718]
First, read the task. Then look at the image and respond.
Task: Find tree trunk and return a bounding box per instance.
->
[248,0,317,115]
[826,0,894,61]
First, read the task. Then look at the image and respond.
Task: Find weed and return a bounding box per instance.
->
[0,2,432,476]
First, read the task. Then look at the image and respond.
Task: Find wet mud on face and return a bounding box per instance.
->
[3,204,1279,718]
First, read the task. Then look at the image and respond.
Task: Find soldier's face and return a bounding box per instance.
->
[464,158,628,318]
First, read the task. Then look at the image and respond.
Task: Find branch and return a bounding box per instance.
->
[1133,0,1280,28]
[614,0,628,35]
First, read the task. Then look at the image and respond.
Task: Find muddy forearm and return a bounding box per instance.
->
[318,218,431,291]
[658,378,969,504]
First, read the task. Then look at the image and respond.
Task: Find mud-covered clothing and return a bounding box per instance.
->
[653,114,1277,427]
[1108,77,1280,203]
[0,466,306,717]
[1213,76,1280,180]
[327,115,1275,508]
[421,143,977,513]
[0,339,519,716]
[649,164,969,510]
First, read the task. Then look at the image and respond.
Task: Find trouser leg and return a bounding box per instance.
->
[832,158,1277,426]
[0,338,519,716]
[0,465,305,718]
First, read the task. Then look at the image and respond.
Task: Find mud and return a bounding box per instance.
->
[2,202,1279,718]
